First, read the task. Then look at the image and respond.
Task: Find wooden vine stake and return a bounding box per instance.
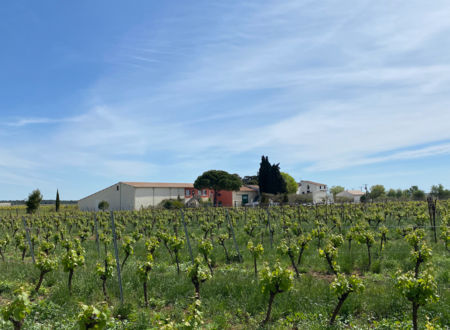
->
[22,216,35,263]
[227,209,243,262]
[94,213,100,256]
[110,211,124,304]
[181,210,194,263]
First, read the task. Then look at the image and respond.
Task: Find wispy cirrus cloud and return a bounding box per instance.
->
[2,0,450,199]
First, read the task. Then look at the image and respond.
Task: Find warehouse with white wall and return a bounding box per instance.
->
[78,182,195,211]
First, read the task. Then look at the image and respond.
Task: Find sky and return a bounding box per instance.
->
[1,0,450,200]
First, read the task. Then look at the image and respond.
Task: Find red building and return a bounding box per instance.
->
[184,187,214,201]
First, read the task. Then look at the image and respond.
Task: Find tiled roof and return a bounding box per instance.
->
[299,180,327,186]
[346,190,365,196]
[122,182,194,188]
[240,186,257,192]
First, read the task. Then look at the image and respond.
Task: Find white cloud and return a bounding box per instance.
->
[2,0,450,198]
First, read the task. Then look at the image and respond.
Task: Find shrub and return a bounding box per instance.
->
[160,199,185,210]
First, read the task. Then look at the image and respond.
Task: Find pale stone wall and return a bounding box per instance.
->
[232,191,259,207]
[312,190,327,204]
[297,181,327,195]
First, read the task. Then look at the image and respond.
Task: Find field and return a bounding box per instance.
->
[0,202,449,329]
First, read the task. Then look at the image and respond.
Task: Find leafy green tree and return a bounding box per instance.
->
[55,189,60,212]
[281,172,298,194]
[258,156,287,195]
[369,185,385,200]
[387,188,397,199]
[26,189,42,214]
[330,186,345,199]
[98,200,109,211]
[260,262,293,325]
[194,170,242,206]
[430,184,450,200]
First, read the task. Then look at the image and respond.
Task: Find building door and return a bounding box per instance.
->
[242,194,248,205]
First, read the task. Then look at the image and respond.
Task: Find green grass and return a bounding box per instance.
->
[0,205,449,329]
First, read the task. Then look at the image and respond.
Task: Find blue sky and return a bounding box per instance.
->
[1,1,450,200]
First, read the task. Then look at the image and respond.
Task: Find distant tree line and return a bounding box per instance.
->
[362,184,450,202]
[0,199,78,205]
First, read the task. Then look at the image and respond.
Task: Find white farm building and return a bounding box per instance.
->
[336,190,365,203]
[78,182,212,211]
[297,180,328,204]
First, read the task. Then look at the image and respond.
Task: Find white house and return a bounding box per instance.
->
[231,185,259,207]
[336,190,365,203]
[297,180,328,204]
[78,182,214,211]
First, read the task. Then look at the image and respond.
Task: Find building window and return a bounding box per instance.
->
[117,186,119,191]
[186,189,191,196]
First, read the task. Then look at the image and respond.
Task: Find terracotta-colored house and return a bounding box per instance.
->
[216,185,260,207]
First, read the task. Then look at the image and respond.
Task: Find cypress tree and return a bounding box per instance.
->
[55,190,60,212]
[258,156,271,194]
[258,156,287,194]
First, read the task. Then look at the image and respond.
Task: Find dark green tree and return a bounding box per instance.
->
[242,176,259,185]
[430,184,450,200]
[55,190,60,212]
[26,189,43,214]
[369,185,385,200]
[258,156,287,195]
[387,188,397,199]
[194,170,242,206]
[258,156,272,194]
[409,186,425,201]
[98,200,109,211]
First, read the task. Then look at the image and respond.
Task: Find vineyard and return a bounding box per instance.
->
[0,202,449,329]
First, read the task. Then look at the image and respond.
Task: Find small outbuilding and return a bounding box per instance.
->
[336,190,365,203]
